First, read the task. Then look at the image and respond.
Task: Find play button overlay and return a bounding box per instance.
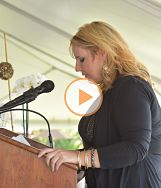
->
[79,89,93,105]
[64,78,103,116]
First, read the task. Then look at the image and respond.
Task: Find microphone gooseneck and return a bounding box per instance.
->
[0,108,54,148]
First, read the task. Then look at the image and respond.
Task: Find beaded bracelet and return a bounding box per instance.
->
[91,148,95,168]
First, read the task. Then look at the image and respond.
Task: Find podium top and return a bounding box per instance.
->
[0,128,77,171]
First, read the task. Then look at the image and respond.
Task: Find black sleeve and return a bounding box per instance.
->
[97,78,152,169]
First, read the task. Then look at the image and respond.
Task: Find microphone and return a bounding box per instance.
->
[0,80,55,111]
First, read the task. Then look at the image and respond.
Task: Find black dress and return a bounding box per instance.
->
[78,76,161,188]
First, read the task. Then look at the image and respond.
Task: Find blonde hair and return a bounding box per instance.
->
[70,21,152,90]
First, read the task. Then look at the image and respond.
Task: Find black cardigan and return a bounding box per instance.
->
[78,76,161,188]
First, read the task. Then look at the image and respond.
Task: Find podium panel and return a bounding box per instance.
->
[0,128,77,188]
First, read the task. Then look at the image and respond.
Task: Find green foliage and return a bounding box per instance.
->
[34,137,49,146]
[32,129,83,150]
[54,132,82,150]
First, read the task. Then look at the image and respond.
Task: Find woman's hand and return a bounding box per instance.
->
[38,148,77,172]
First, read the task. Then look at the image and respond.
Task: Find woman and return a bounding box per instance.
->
[38,21,161,188]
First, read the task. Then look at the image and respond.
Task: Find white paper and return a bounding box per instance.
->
[12,134,31,146]
[77,177,85,188]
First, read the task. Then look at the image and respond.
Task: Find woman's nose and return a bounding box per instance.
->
[75,62,82,72]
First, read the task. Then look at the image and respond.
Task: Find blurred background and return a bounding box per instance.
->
[0,0,161,149]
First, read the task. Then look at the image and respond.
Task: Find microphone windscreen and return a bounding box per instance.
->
[40,80,55,93]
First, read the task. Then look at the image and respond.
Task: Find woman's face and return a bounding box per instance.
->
[73,46,105,83]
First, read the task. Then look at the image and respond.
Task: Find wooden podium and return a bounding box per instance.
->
[0,128,77,188]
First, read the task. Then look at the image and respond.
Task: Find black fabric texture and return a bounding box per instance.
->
[78,76,161,188]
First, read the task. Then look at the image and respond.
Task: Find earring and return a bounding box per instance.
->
[103,64,108,73]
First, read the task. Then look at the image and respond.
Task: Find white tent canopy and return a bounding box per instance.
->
[0,0,161,129]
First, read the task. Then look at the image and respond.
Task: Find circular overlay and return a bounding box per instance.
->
[64,78,103,116]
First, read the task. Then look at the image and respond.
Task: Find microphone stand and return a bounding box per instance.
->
[26,103,29,137]
[22,104,26,136]
[0,108,54,148]
[22,103,29,138]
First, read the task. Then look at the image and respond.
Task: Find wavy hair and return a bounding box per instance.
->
[70,21,152,90]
